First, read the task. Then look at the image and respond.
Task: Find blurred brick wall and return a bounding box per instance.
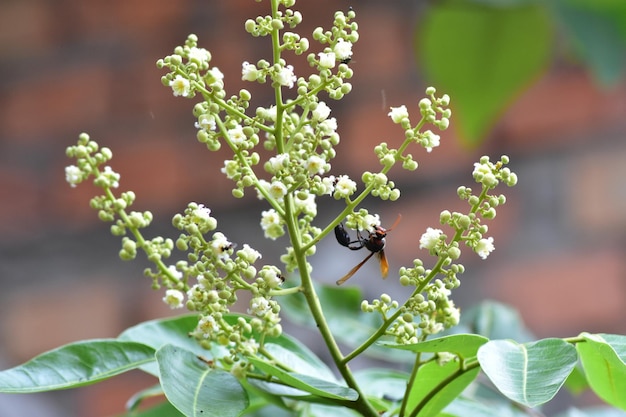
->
[1,1,626,416]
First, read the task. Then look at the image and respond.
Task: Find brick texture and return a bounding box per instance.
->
[1,1,625,416]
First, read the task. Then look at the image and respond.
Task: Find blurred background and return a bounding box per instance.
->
[1,0,625,416]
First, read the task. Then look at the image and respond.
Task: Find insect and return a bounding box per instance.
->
[334,215,401,285]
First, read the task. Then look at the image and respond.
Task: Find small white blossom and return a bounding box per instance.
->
[195,114,216,131]
[333,175,357,198]
[238,244,262,264]
[221,160,239,179]
[211,232,233,259]
[192,204,212,223]
[170,75,191,97]
[318,51,336,69]
[188,47,210,64]
[276,65,296,88]
[334,39,353,61]
[475,237,494,260]
[197,315,219,337]
[305,155,326,175]
[227,126,246,146]
[267,153,289,173]
[319,177,334,196]
[473,162,498,188]
[419,227,443,251]
[360,214,381,232]
[260,209,284,240]
[241,338,260,355]
[388,105,408,123]
[167,265,183,281]
[312,102,331,121]
[256,179,270,200]
[294,192,317,217]
[207,67,224,88]
[101,166,120,188]
[422,130,440,153]
[65,165,82,187]
[241,61,258,81]
[268,181,287,200]
[259,267,284,288]
[248,297,271,317]
[319,117,338,135]
[163,289,185,309]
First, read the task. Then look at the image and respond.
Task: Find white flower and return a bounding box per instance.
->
[419,227,443,251]
[259,266,284,288]
[192,204,212,223]
[305,155,326,175]
[188,47,210,64]
[167,265,183,281]
[256,179,270,200]
[319,117,337,135]
[227,126,246,146]
[360,214,381,232]
[320,176,336,195]
[241,61,258,81]
[221,160,238,179]
[170,75,190,97]
[473,161,498,188]
[248,297,271,317]
[197,315,219,337]
[388,105,408,124]
[276,64,296,88]
[312,102,331,121]
[267,153,289,173]
[294,192,317,217]
[238,244,262,264]
[422,130,440,153]
[334,39,353,61]
[318,51,336,68]
[101,166,120,188]
[475,237,494,260]
[260,209,284,240]
[211,232,233,259]
[333,175,357,198]
[268,181,287,200]
[163,289,184,309]
[195,114,216,131]
[65,165,82,187]
[207,67,224,88]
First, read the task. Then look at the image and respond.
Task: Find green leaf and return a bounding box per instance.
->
[577,333,626,410]
[477,338,578,407]
[0,339,155,393]
[381,334,488,360]
[247,356,358,401]
[460,301,534,342]
[115,400,185,417]
[156,344,248,417]
[354,368,409,402]
[552,0,626,85]
[405,360,479,417]
[553,406,626,417]
[441,395,529,417]
[564,364,589,395]
[416,2,551,145]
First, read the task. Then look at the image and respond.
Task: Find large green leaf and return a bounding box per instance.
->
[247,356,358,401]
[354,368,409,402]
[577,333,626,410]
[405,360,480,417]
[552,0,626,85]
[441,395,529,417]
[156,344,249,417]
[115,400,185,417]
[477,338,577,407]
[381,334,488,360]
[0,339,155,393]
[416,2,551,145]
[460,301,534,342]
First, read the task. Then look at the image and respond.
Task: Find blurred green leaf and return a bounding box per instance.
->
[354,368,409,402]
[416,2,551,145]
[0,339,155,393]
[477,338,577,407]
[564,364,589,395]
[156,344,248,417]
[460,300,534,342]
[552,0,626,85]
[577,333,626,411]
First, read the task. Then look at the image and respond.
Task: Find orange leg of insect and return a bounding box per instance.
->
[336,250,377,285]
